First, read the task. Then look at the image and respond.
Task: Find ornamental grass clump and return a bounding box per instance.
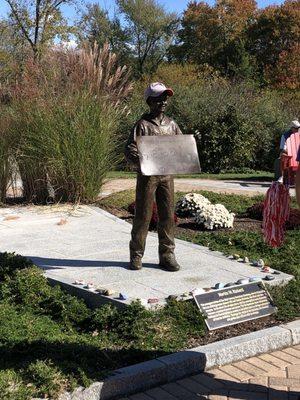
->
[10,43,133,203]
[0,104,16,202]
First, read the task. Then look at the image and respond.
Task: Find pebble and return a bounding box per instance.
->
[167,295,178,301]
[97,288,114,296]
[139,299,148,307]
[264,275,275,281]
[214,282,225,289]
[73,280,85,285]
[257,259,265,268]
[148,298,159,304]
[236,278,249,285]
[273,270,281,275]
[85,283,95,290]
[249,276,262,283]
[243,256,249,263]
[181,292,189,298]
[119,293,128,300]
[191,288,206,295]
[104,289,114,296]
[262,266,270,273]
[233,254,240,260]
[96,288,106,295]
[251,260,258,266]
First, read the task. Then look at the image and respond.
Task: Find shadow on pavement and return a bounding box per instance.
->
[27,256,160,271]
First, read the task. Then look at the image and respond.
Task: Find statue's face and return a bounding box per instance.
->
[148,92,168,114]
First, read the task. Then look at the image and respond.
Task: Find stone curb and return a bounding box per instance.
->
[55,319,299,400]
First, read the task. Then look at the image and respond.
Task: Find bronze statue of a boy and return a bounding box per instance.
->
[125,82,182,271]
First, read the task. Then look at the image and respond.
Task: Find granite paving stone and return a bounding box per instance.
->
[0,205,293,308]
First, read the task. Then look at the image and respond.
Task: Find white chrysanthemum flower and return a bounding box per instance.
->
[195,203,235,230]
[175,193,211,217]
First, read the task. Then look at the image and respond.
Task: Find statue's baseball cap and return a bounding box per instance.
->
[291,120,300,129]
[144,82,174,101]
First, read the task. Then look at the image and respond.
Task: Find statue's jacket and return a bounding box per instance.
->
[125,113,183,167]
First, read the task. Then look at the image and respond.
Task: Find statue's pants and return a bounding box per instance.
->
[130,173,175,259]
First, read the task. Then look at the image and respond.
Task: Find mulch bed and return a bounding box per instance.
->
[99,203,263,235]
[186,315,279,348]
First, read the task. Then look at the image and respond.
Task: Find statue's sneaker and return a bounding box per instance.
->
[129,257,142,270]
[159,254,181,272]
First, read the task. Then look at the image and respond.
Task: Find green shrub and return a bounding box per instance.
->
[270,279,300,321]
[27,360,67,399]
[0,370,33,400]
[91,303,118,332]
[168,81,289,172]
[0,252,34,280]
[99,301,153,341]
[1,266,91,327]
[0,303,63,344]
[163,299,206,337]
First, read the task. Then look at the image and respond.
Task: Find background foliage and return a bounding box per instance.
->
[0,0,299,201]
[120,65,296,172]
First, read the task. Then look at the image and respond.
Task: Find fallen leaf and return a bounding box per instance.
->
[57,218,68,226]
[4,215,20,221]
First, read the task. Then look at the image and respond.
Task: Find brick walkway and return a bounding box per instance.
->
[119,345,300,400]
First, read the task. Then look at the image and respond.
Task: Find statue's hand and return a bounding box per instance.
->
[128,144,139,162]
[193,130,201,141]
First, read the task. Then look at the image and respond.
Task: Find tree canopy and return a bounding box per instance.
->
[3,0,75,59]
[0,0,299,88]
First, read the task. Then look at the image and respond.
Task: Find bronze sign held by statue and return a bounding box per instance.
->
[137,135,201,176]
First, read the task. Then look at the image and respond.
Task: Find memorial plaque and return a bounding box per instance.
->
[137,135,201,176]
[193,283,276,330]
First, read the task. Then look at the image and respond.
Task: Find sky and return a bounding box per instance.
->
[0,0,285,22]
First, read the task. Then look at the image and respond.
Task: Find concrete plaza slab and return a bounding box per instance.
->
[0,204,293,308]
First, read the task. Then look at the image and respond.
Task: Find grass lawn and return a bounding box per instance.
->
[99,188,298,214]
[107,170,274,181]
[0,190,299,399]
